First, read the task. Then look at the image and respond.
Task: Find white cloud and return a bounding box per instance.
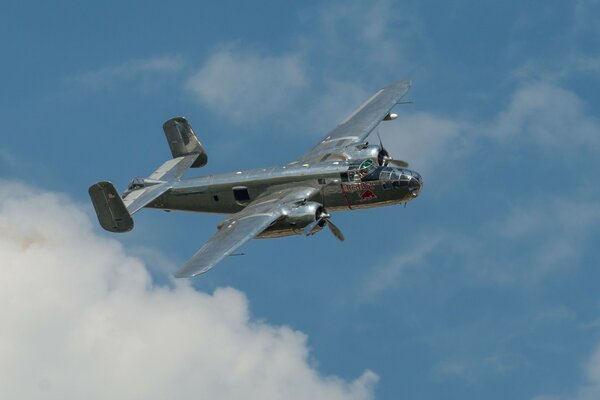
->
[69,55,184,90]
[0,180,377,400]
[183,0,420,128]
[489,82,600,151]
[535,339,600,400]
[379,112,471,177]
[314,0,418,73]
[186,46,306,123]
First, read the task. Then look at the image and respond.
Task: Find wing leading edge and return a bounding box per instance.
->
[296,80,411,164]
[174,186,318,278]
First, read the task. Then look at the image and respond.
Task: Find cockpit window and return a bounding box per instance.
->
[379,169,391,181]
[346,159,380,182]
[359,159,374,171]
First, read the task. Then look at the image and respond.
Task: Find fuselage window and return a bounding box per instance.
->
[233,187,250,202]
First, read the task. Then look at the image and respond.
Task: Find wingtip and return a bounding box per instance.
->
[173,262,210,279]
[383,80,411,91]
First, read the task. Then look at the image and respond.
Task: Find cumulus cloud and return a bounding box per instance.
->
[0,181,377,400]
[186,46,306,123]
[378,112,472,177]
[183,0,420,128]
[489,82,600,151]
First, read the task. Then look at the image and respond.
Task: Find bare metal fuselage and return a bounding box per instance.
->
[147,160,422,237]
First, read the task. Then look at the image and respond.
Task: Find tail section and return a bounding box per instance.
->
[89,182,134,233]
[89,117,205,233]
[162,117,208,168]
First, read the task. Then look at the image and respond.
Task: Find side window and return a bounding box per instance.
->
[347,170,361,182]
[233,187,250,203]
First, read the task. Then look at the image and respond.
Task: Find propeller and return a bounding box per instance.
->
[376,129,409,168]
[304,208,345,241]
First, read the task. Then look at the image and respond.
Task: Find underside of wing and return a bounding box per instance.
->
[296,80,411,164]
[173,213,280,278]
[174,186,318,278]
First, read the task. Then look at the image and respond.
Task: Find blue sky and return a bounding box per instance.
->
[1,1,600,399]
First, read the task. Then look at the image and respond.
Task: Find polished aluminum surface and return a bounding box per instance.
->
[88,81,423,278]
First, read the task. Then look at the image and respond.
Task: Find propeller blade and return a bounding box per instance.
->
[387,159,409,168]
[325,219,345,241]
[303,218,322,236]
[376,129,407,167]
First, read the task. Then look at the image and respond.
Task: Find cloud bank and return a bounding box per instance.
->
[186,46,306,123]
[0,181,377,400]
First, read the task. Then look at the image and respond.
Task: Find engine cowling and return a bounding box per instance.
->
[257,202,325,239]
[340,144,390,166]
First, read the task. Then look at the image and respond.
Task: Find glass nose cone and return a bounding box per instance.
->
[408,176,422,196]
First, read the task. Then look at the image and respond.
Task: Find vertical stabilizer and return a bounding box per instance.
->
[162,117,208,168]
[89,182,134,232]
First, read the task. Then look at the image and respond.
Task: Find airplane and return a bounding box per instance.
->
[89,80,422,278]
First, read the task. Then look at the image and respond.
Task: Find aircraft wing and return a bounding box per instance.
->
[174,186,318,278]
[295,80,410,164]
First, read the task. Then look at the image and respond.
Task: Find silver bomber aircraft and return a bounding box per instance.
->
[89,80,422,278]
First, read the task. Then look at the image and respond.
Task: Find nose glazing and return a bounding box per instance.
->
[408,175,422,197]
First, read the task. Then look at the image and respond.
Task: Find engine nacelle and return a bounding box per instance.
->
[257,202,325,239]
[341,143,390,166]
[344,144,380,160]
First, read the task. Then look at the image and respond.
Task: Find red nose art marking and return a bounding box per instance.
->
[360,190,377,201]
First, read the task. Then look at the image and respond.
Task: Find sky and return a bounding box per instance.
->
[1,1,600,399]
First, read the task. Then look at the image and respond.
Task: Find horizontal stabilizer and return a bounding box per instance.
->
[148,154,199,181]
[89,182,134,233]
[162,117,207,168]
[122,182,170,215]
